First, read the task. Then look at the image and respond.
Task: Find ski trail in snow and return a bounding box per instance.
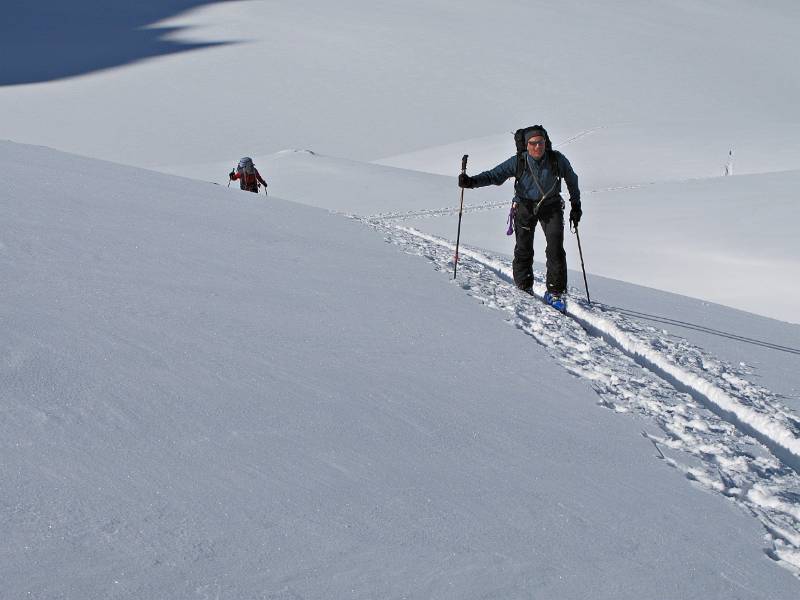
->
[372,199,508,221]
[357,214,800,576]
[555,125,612,148]
[369,181,672,221]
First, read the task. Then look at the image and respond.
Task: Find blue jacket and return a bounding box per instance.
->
[471,151,580,212]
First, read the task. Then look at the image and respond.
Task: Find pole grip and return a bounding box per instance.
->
[461,154,469,173]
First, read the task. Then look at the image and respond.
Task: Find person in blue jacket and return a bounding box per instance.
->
[459,125,581,303]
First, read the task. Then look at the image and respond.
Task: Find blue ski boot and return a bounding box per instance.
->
[543,291,567,313]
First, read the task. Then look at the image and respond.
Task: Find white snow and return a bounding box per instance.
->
[1,0,800,597]
[4,137,800,598]
[398,225,800,468]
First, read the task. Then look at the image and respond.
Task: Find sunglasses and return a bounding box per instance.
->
[527,139,546,147]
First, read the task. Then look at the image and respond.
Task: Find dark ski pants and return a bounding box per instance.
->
[512,200,567,294]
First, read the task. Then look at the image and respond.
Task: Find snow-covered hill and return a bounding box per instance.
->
[170,148,800,322]
[3,1,800,167]
[2,0,800,596]
[2,140,800,598]
[400,164,800,324]
[3,1,797,321]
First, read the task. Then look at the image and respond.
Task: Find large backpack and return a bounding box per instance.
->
[513,125,562,199]
[237,156,255,176]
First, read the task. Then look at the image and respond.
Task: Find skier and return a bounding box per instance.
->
[229,157,268,193]
[724,149,734,176]
[458,125,581,311]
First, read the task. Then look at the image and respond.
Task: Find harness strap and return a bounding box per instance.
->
[527,156,559,215]
[514,151,563,214]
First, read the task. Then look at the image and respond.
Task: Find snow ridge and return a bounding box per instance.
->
[359,213,800,575]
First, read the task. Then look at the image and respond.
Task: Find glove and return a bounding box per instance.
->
[569,204,582,226]
[229,170,235,180]
[458,173,474,189]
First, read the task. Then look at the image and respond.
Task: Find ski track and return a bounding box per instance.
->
[355,209,800,576]
[372,199,509,221]
[555,125,613,148]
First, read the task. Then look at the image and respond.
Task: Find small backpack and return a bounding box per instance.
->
[513,125,562,199]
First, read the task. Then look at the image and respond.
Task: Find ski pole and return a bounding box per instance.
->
[572,221,591,303]
[453,154,468,280]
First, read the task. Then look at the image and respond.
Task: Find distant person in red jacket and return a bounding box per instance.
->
[229,157,268,193]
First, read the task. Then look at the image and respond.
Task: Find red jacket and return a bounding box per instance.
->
[230,168,267,190]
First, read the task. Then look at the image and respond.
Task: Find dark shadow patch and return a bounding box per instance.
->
[0,1,234,86]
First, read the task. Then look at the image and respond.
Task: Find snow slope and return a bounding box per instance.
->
[1,0,798,321]
[3,140,800,598]
[400,165,800,323]
[190,148,800,323]
[2,1,799,167]
[375,121,800,186]
[2,0,800,595]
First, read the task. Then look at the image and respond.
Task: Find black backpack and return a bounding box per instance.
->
[513,125,563,199]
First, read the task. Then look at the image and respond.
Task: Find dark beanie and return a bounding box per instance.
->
[525,127,548,143]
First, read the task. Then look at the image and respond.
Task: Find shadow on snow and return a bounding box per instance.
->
[0,1,232,86]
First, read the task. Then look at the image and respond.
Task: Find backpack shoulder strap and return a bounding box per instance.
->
[548,150,564,199]
[549,150,563,179]
[515,152,526,179]
[514,152,526,197]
